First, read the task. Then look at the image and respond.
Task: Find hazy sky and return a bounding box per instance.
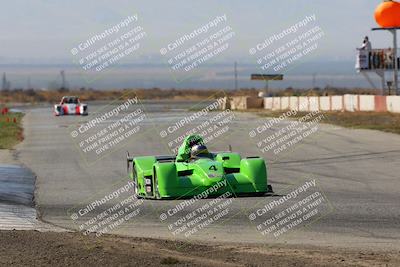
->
[0,0,392,64]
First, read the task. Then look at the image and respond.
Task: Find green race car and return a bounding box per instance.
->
[126,134,273,199]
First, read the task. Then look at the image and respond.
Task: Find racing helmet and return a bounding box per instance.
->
[190,144,209,158]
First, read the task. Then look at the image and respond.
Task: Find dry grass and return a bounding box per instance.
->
[256,110,400,135]
[0,112,24,149]
[0,88,261,104]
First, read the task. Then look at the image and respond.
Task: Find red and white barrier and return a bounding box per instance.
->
[344,95,358,112]
[331,96,343,111]
[387,96,400,113]
[272,97,281,111]
[264,97,273,110]
[289,96,299,111]
[299,96,309,112]
[319,96,330,111]
[263,95,400,113]
[309,96,319,111]
[281,96,290,110]
[359,95,375,111]
[374,96,387,112]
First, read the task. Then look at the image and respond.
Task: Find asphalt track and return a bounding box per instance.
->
[15,101,400,250]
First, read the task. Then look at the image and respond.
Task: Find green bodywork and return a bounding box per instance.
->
[127,135,271,199]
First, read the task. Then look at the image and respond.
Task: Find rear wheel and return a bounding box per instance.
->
[132,165,141,198]
[267,184,274,193]
[153,168,161,199]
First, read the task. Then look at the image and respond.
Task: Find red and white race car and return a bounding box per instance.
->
[54,96,88,116]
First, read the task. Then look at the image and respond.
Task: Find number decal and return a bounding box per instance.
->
[209,165,217,171]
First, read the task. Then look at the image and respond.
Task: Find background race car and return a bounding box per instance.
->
[54,96,88,116]
[127,134,273,199]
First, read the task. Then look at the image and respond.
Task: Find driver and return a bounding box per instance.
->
[190,144,211,159]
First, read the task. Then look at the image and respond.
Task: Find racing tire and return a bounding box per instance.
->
[132,165,142,198]
[153,167,161,199]
[267,184,274,193]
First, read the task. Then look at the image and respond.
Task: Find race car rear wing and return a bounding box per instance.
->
[126,152,176,173]
[127,152,133,173]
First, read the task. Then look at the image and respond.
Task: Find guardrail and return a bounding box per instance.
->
[356,48,400,70]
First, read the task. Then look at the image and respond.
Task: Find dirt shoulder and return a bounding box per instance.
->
[0,230,398,267]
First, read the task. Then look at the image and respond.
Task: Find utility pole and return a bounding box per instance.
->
[312,73,317,89]
[234,61,238,90]
[60,70,66,90]
[391,29,399,95]
[27,77,31,90]
[371,27,399,95]
[2,73,5,90]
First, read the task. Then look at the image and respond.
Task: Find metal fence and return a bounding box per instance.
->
[356,48,400,70]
